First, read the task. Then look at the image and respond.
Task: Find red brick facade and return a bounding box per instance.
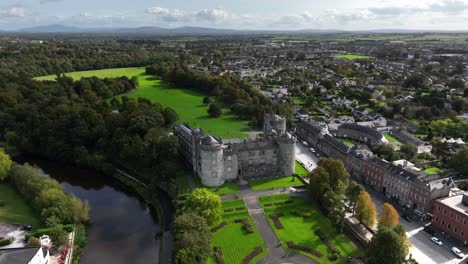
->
[432,197,468,245]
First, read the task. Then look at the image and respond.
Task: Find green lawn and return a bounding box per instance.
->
[35,67,250,139]
[195,177,240,195]
[384,133,399,143]
[337,138,357,147]
[335,54,375,60]
[248,176,304,191]
[295,161,309,177]
[208,201,267,264]
[0,183,42,229]
[424,167,441,174]
[260,194,359,264]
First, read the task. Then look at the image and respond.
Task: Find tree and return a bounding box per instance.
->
[448,148,468,174]
[400,144,417,160]
[355,191,377,227]
[367,227,408,264]
[346,181,364,214]
[163,107,179,126]
[207,103,222,118]
[185,188,222,226]
[379,203,399,228]
[49,225,69,247]
[0,148,12,181]
[174,212,212,264]
[202,96,212,105]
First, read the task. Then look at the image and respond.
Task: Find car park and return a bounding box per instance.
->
[431,237,443,246]
[451,247,464,258]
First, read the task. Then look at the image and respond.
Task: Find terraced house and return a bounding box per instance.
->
[296,120,451,214]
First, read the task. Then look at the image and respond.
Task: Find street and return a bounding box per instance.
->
[295,141,320,172]
[366,186,467,264]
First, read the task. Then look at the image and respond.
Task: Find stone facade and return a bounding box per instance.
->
[175,114,296,187]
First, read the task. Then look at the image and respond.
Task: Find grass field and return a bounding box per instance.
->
[249,176,304,191]
[335,54,375,60]
[295,161,309,177]
[0,183,41,229]
[208,200,267,264]
[260,194,359,264]
[424,167,441,174]
[35,67,250,139]
[195,177,240,195]
[337,138,358,147]
[384,133,400,143]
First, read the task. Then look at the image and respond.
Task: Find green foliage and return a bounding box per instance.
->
[355,191,376,227]
[429,119,468,139]
[74,224,88,248]
[295,161,309,177]
[367,227,408,264]
[185,188,223,227]
[0,238,12,246]
[248,176,303,191]
[335,54,375,60]
[346,181,364,214]
[174,212,212,264]
[208,103,222,118]
[448,148,468,174]
[9,164,89,226]
[27,237,42,247]
[0,182,42,228]
[49,225,69,247]
[0,148,12,181]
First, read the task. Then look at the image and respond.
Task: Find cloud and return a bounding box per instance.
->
[1,7,27,17]
[39,0,64,4]
[145,6,228,23]
[429,0,468,13]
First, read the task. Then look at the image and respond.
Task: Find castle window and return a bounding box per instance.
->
[462,231,464,237]
[227,156,232,161]
[260,150,265,156]
[227,166,232,172]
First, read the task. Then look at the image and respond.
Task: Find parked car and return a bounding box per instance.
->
[452,247,464,258]
[403,215,412,222]
[302,141,308,147]
[431,237,443,246]
[309,148,316,153]
[424,225,437,236]
[315,153,320,157]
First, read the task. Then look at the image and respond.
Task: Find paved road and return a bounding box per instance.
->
[365,185,467,264]
[295,142,320,172]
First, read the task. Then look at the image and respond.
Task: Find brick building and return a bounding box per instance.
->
[432,194,468,245]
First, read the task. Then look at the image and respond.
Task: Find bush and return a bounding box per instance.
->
[328,253,339,261]
[286,241,323,258]
[270,213,284,229]
[241,247,263,264]
[25,224,73,240]
[74,224,87,248]
[213,246,224,264]
[211,222,226,233]
[0,238,12,246]
[27,237,41,247]
[0,200,5,207]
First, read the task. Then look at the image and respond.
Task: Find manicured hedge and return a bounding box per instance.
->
[0,238,12,246]
[213,246,225,264]
[25,224,73,240]
[270,213,284,229]
[234,218,253,234]
[286,241,323,258]
[211,222,227,233]
[241,246,263,264]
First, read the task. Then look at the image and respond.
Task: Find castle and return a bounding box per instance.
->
[175,114,296,187]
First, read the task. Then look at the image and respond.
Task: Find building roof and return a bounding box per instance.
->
[324,134,351,154]
[338,123,383,141]
[392,128,425,146]
[298,121,322,135]
[0,247,40,264]
[438,194,468,216]
[201,136,221,146]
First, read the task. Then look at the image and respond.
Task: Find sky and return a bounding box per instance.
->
[1,0,467,30]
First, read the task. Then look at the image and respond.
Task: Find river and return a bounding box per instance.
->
[18,158,163,264]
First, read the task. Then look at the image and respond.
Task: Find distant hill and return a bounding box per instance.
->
[7,24,468,35]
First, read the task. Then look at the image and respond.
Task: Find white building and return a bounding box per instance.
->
[0,247,50,264]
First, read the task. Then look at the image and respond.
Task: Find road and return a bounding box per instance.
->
[295,141,320,172]
[366,186,467,264]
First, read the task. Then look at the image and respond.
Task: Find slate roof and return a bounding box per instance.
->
[324,134,351,153]
[0,247,41,264]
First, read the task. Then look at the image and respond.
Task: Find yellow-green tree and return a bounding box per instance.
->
[0,148,12,181]
[185,188,223,226]
[355,190,377,227]
[379,203,399,228]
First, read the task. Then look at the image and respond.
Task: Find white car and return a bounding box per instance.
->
[309,148,316,153]
[452,247,464,258]
[302,141,308,147]
[431,237,443,246]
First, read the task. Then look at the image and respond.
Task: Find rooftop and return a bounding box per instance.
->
[0,247,42,264]
[438,194,468,216]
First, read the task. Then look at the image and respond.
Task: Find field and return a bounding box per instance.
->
[295,161,309,177]
[35,68,250,139]
[424,167,441,174]
[208,200,267,264]
[195,177,240,196]
[338,138,358,147]
[260,194,359,263]
[248,176,304,191]
[384,133,400,143]
[335,54,375,60]
[0,183,41,229]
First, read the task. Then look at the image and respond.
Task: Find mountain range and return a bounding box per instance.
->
[5,24,468,35]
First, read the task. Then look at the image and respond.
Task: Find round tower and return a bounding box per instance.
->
[199,136,225,187]
[278,132,296,176]
[270,115,287,136]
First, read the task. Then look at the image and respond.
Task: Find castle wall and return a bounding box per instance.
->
[278,139,295,176]
[223,149,239,181]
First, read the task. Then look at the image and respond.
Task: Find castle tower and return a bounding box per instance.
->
[191,128,203,175]
[198,136,225,187]
[264,113,287,136]
[277,132,296,176]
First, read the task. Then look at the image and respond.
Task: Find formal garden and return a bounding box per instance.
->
[195,177,240,196]
[208,199,267,264]
[259,194,360,264]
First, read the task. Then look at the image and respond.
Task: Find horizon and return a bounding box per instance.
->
[1,0,467,31]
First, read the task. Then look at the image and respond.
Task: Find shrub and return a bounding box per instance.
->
[25,224,73,240]
[235,207,245,211]
[213,246,224,264]
[0,238,12,246]
[211,222,226,233]
[270,213,284,229]
[328,253,339,261]
[223,208,234,212]
[286,241,323,258]
[0,200,5,207]
[74,224,87,248]
[241,246,263,264]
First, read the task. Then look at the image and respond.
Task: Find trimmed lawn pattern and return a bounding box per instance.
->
[384,133,399,143]
[0,183,41,229]
[335,54,375,60]
[35,68,250,139]
[424,167,441,174]
[195,177,240,195]
[248,176,304,191]
[208,201,267,264]
[260,194,359,264]
[295,161,309,177]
